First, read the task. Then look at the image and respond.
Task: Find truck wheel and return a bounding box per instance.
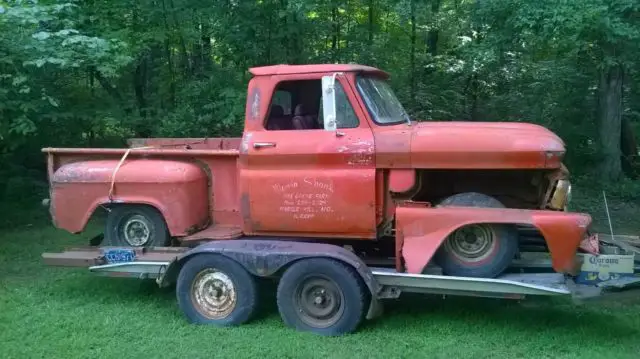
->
[276,258,369,336]
[176,254,258,327]
[435,192,518,278]
[104,205,169,247]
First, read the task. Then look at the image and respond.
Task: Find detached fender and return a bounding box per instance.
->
[396,205,591,274]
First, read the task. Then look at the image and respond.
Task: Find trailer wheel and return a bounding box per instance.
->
[104,205,169,247]
[176,254,258,327]
[276,258,368,336]
[435,192,518,278]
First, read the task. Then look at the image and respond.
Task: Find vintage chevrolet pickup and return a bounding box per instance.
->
[43,64,640,336]
[43,64,588,281]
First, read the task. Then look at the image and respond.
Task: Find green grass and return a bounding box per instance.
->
[2,218,640,359]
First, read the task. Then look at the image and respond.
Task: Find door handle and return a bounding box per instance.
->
[253,142,276,149]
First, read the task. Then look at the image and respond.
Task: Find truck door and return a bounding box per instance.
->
[241,74,377,238]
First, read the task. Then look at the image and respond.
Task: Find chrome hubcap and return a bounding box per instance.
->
[192,269,237,320]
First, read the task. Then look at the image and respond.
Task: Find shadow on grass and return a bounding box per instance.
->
[49,271,640,343]
[360,292,639,343]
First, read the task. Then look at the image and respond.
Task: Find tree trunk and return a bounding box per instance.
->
[426,0,440,56]
[368,0,374,46]
[598,64,624,181]
[621,116,638,178]
[331,5,338,62]
[410,0,416,108]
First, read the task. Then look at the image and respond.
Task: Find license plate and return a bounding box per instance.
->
[103,248,137,263]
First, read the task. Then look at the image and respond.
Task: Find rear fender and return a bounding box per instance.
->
[52,194,206,236]
[49,158,209,236]
[395,205,591,274]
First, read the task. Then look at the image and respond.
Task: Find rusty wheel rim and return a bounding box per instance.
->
[445,224,497,263]
[191,268,237,320]
[120,214,151,246]
[293,276,344,328]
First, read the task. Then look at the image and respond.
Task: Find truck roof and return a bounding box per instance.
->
[248,64,389,78]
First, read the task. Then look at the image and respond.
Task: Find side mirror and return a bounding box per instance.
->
[321,74,338,132]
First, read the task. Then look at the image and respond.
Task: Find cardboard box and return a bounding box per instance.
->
[575,253,636,284]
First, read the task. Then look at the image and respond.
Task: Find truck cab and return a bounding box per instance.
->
[43,64,590,280]
[239,64,572,239]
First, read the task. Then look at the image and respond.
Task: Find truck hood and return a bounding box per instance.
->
[410,121,565,169]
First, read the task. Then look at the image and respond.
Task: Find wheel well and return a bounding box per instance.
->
[396,169,552,209]
[85,202,170,245]
[95,202,168,227]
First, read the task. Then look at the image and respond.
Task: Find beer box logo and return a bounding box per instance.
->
[588,256,619,265]
[576,254,635,284]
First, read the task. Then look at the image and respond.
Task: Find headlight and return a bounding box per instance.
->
[549,179,571,210]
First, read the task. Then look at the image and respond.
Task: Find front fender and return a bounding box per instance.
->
[395,205,591,274]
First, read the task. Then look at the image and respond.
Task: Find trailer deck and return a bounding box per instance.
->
[42,244,639,303]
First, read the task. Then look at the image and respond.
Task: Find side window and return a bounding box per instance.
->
[334,82,359,129]
[272,90,292,115]
[319,81,359,129]
[265,80,322,131]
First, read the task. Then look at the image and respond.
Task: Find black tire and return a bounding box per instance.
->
[104,205,169,247]
[276,258,369,336]
[434,192,518,278]
[176,254,258,326]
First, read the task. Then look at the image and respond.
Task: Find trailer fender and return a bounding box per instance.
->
[160,239,382,319]
[395,205,591,275]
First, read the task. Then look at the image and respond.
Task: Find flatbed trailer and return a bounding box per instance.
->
[42,236,640,336]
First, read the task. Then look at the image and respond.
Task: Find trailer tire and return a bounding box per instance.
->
[176,254,258,327]
[104,205,169,247]
[276,258,369,336]
[435,192,518,278]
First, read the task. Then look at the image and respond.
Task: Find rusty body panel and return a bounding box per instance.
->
[410,122,566,169]
[395,204,591,274]
[44,147,242,235]
[238,71,378,237]
[50,158,209,235]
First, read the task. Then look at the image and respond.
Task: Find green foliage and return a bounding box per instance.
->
[0,0,639,219]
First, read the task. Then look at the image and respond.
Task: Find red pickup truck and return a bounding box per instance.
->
[43,63,590,281]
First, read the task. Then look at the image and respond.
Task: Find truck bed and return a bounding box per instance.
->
[43,137,244,237]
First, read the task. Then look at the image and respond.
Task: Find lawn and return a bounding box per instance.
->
[1,200,640,359]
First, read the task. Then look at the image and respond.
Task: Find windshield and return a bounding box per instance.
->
[356,76,410,125]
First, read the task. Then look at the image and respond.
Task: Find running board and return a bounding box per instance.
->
[371,268,570,299]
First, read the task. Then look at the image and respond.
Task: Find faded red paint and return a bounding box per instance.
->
[410,122,565,169]
[43,63,586,278]
[51,159,209,235]
[396,204,590,274]
[388,169,416,193]
[44,148,241,236]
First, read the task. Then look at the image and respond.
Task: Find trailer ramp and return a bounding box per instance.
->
[371,268,569,299]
